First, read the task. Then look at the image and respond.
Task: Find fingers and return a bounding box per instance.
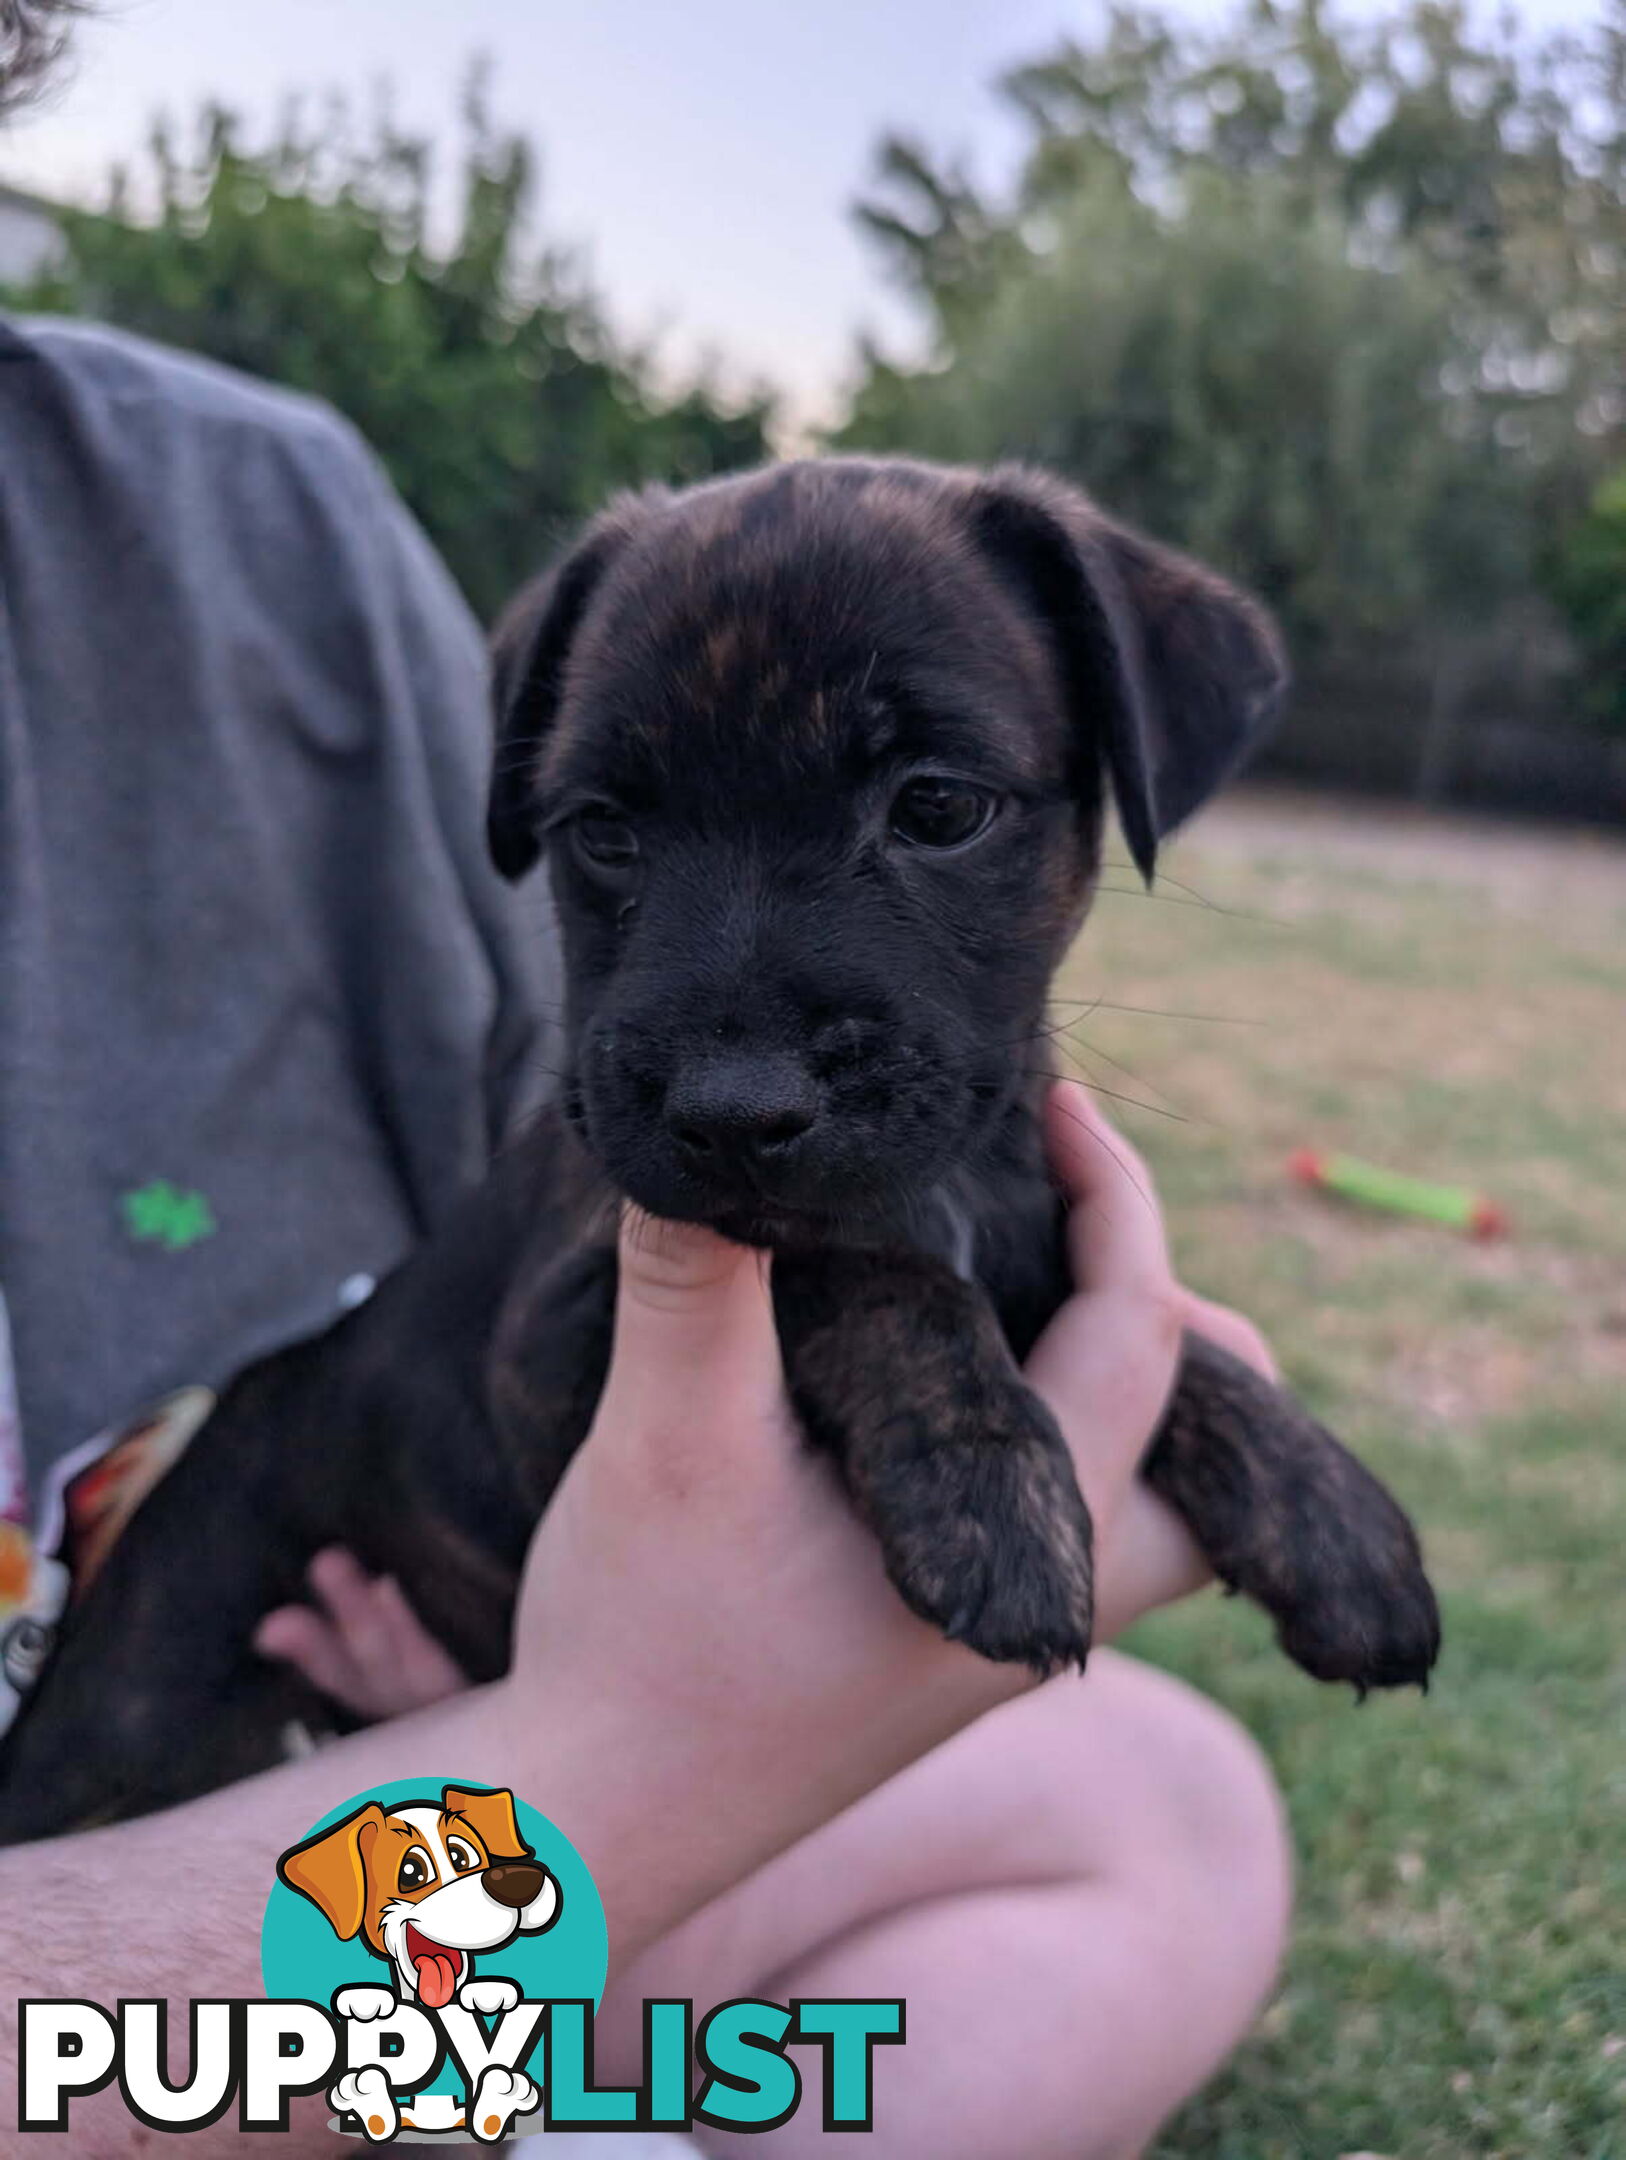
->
[1092,1483,1214,1640]
[369,1574,470,1708]
[1180,1290,1279,1382]
[592,1209,787,1481]
[1026,1083,1183,1527]
[1044,1081,1171,1295]
[304,1547,395,1681]
[1032,1081,1276,1619]
[253,1548,467,1717]
[1047,1083,1278,1380]
[253,1599,369,1710]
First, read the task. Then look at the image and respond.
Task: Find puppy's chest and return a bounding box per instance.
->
[920,1167,1072,1363]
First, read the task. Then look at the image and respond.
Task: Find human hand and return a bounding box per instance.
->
[254,1082,1274,1811]
[253,1546,467,1719]
[504,1083,1274,1864]
[504,1196,1006,1829]
[1023,1083,1277,1638]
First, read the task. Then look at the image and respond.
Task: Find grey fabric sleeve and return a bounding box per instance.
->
[0,316,560,1491]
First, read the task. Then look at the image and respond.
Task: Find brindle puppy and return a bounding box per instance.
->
[0,459,1439,1842]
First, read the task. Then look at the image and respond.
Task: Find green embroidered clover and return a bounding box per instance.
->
[120,1180,217,1253]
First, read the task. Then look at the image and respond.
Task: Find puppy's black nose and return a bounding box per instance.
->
[665,1053,819,1171]
[482,1861,547,1909]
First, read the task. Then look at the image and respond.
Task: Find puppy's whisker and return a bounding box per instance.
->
[1048,997,1262,1027]
[1095,884,1289,926]
[1041,1005,1201,1122]
[1033,1052,1193,1127]
[1062,1032,1192,1120]
[1033,1084,1160,1215]
[1101,859,1233,911]
[1009,1014,1096,1052]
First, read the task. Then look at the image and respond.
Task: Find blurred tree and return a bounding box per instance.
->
[1553,467,1626,734]
[6,82,771,617]
[839,0,1625,681]
[845,167,1538,653]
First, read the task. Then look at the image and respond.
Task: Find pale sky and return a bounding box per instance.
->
[0,0,1604,425]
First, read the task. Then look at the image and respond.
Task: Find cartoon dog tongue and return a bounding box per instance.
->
[406,1925,462,2009]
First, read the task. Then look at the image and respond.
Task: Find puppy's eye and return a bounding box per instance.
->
[398,1848,433,1892]
[573,806,638,873]
[889,778,998,852]
[447,1838,480,1874]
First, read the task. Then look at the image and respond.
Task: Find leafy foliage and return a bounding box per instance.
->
[8,86,770,617]
[846,169,1537,652]
[839,0,1626,692]
[1551,467,1626,735]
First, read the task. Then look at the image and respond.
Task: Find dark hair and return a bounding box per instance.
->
[0,0,87,118]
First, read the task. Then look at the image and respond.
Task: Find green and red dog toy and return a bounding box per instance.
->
[1288,1149,1507,1239]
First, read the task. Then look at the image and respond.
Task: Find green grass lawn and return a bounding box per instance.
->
[1054,793,1626,2160]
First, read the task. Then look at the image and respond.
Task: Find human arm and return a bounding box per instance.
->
[0,1083,1260,2148]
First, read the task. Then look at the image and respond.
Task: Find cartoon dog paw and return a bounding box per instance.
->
[457,1976,520,2017]
[334,1985,399,2023]
[469,2064,540,2142]
[330,2066,398,2143]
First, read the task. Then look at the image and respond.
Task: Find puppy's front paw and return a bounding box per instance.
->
[458,1976,520,2016]
[1246,1481,1442,1694]
[330,2067,398,2143]
[869,1391,1094,1676]
[1148,1333,1442,1695]
[775,1246,1094,1677]
[334,1985,398,2023]
[469,2064,540,2142]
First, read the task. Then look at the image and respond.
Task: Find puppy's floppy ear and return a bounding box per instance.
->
[965,466,1287,882]
[442,1784,531,1863]
[487,494,659,882]
[277,1803,387,1941]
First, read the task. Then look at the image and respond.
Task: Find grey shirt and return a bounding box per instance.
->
[0,316,557,1495]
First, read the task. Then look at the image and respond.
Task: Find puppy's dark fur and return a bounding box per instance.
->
[0,459,1439,1841]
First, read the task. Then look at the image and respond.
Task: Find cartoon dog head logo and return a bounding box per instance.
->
[277,1784,561,2007]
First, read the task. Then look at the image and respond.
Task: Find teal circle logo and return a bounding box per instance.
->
[261,1777,606,2122]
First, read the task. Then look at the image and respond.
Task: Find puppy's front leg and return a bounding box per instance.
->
[774,1248,1095,1676]
[1147,1333,1442,1692]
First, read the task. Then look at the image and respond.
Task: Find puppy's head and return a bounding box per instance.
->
[490,459,1284,1240]
[277,1785,560,2006]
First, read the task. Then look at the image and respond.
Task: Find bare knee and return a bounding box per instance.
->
[999,1653,1293,2000]
[1085,1654,1293,1996]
